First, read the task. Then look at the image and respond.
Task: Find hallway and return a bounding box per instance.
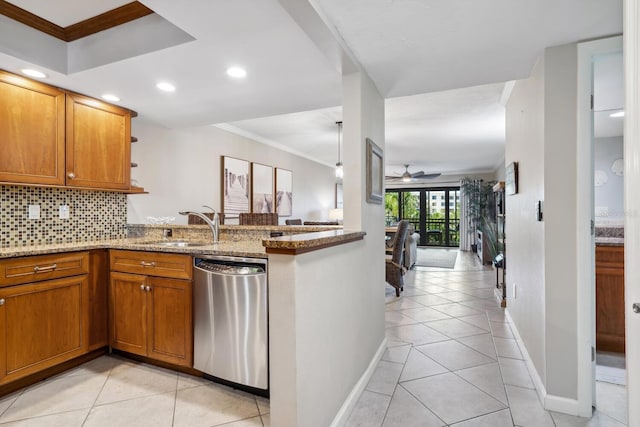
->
[346,250,627,426]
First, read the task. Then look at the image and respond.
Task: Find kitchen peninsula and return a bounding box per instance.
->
[0,223,366,425]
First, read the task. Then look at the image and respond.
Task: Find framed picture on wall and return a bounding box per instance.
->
[506,161,519,195]
[366,138,383,204]
[251,163,274,213]
[275,168,293,216]
[221,156,250,215]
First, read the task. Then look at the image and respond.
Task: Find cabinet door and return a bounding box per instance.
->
[0,70,65,185]
[147,277,193,367]
[66,93,131,190]
[88,250,108,351]
[109,272,147,356]
[0,275,88,384]
[595,246,625,352]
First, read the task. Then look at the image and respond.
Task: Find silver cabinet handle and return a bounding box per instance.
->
[139,261,156,267]
[67,172,75,179]
[34,263,57,273]
[0,299,5,306]
[145,286,151,292]
[633,303,640,314]
[140,285,145,291]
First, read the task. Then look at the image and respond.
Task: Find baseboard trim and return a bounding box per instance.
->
[505,310,547,403]
[330,338,387,427]
[544,394,581,415]
[505,310,582,416]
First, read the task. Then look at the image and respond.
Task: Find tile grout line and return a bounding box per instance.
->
[82,359,116,426]
[485,312,517,427]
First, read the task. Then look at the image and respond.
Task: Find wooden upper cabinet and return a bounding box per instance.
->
[0,70,65,185]
[65,93,131,190]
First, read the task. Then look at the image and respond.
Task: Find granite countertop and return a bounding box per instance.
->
[0,238,267,259]
[129,224,342,232]
[0,229,365,259]
[262,229,367,254]
[595,226,623,246]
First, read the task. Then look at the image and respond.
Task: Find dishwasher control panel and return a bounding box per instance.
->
[195,259,265,275]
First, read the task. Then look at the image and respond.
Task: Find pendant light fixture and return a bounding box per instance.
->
[335,121,343,179]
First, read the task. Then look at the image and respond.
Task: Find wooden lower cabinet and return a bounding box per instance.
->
[596,245,625,353]
[109,271,193,367]
[0,275,89,384]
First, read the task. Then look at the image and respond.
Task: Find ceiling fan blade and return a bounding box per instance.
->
[410,170,425,177]
[384,175,402,180]
[413,173,442,179]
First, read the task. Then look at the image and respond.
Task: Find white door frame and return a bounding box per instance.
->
[624,0,640,424]
[576,36,623,418]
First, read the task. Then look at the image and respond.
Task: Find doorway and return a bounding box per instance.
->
[577,35,626,421]
[384,187,460,247]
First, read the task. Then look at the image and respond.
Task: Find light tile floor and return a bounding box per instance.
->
[0,249,628,427]
[345,249,628,427]
[0,355,270,426]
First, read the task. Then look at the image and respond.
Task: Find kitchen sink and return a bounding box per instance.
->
[134,240,209,247]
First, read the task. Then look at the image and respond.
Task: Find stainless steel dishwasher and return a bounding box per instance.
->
[193,255,268,395]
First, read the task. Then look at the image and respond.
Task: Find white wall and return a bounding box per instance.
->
[269,240,384,426]
[127,121,336,224]
[507,41,588,410]
[268,69,386,426]
[543,43,579,400]
[505,56,547,388]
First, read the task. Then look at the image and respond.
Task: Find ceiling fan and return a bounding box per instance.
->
[385,164,441,182]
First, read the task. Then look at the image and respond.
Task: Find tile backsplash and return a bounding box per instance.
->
[1,185,127,248]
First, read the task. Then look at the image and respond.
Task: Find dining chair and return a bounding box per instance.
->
[238,213,279,225]
[385,220,410,297]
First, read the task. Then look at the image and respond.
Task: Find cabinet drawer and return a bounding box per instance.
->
[0,252,89,287]
[595,245,624,270]
[110,250,192,280]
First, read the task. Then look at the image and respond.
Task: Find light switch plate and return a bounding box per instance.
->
[59,205,70,219]
[28,204,40,219]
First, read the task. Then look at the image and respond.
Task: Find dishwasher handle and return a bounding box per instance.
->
[194,260,265,275]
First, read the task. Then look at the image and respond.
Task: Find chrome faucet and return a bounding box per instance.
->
[179,210,220,243]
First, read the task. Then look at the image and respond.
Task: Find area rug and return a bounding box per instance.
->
[414,248,458,269]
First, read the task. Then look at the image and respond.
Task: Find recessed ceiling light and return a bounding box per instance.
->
[101,94,120,102]
[226,67,247,78]
[610,111,625,118]
[21,68,47,78]
[156,82,176,92]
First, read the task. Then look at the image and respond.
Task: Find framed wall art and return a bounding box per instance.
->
[366,138,383,204]
[221,156,250,215]
[251,163,274,213]
[275,168,293,216]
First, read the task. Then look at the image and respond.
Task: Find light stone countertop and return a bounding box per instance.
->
[0,229,366,259]
[0,238,267,259]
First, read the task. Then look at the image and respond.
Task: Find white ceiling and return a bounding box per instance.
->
[0,0,623,175]
[313,0,622,98]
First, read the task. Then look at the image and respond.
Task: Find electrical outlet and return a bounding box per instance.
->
[59,205,70,219]
[513,283,517,299]
[28,204,40,219]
